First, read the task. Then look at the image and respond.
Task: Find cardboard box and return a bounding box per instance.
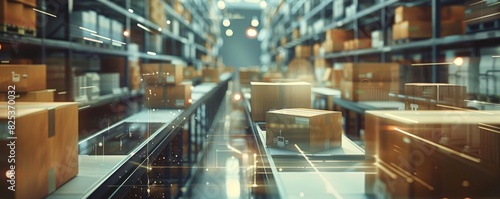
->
[11,0,36,7]
[365,110,500,197]
[97,15,111,38]
[250,82,311,121]
[239,68,260,85]
[266,108,342,152]
[325,29,353,42]
[352,38,372,49]
[342,63,400,82]
[313,43,321,56]
[292,28,300,39]
[287,58,312,78]
[144,82,192,109]
[393,21,432,40]
[142,63,183,85]
[295,45,311,58]
[13,102,79,189]
[323,39,344,52]
[202,68,220,83]
[394,6,432,23]
[0,89,55,102]
[0,1,23,27]
[183,66,200,80]
[441,5,465,21]
[0,64,46,92]
[441,19,464,37]
[23,4,36,29]
[404,83,467,110]
[262,72,283,82]
[0,102,79,198]
[341,81,400,101]
[371,30,384,48]
[343,40,354,51]
[0,107,50,199]
[330,69,343,88]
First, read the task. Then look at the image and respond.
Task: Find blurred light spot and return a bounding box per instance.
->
[251,19,259,27]
[299,192,305,197]
[259,1,267,9]
[246,27,257,38]
[217,0,225,9]
[453,57,464,66]
[226,29,233,37]
[166,20,171,25]
[128,9,134,13]
[233,93,241,101]
[462,180,470,187]
[223,19,230,27]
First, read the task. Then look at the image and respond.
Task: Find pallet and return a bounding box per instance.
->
[0,23,36,37]
[73,38,103,48]
[466,19,500,34]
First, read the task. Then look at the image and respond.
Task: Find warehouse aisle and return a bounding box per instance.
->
[184,85,255,199]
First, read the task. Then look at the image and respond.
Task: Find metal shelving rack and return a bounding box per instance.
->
[0,0,221,105]
[260,0,500,84]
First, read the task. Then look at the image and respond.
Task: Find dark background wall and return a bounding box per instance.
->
[219,8,262,68]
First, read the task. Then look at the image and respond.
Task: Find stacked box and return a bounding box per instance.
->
[404,83,467,110]
[239,67,260,85]
[340,63,400,101]
[202,67,221,83]
[262,72,283,82]
[371,30,384,48]
[97,15,111,39]
[287,58,312,78]
[0,89,54,102]
[250,82,311,121]
[111,20,124,42]
[0,102,78,199]
[465,0,500,27]
[393,5,465,40]
[149,0,167,29]
[0,0,36,32]
[330,69,343,89]
[183,66,200,80]
[144,81,192,109]
[323,29,354,52]
[0,64,46,92]
[344,38,372,50]
[142,64,191,109]
[142,63,183,85]
[266,108,342,152]
[85,72,100,100]
[295,45,311,58]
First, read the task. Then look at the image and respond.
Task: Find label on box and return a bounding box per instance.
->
[358,73,373,79]
[166,75,175,83]
[295,117,310,125]
[176,99,185,106]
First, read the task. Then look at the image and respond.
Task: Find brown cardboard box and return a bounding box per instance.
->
[342,63,400,82]
[0,102,79,198]
[262,72,282,82]
[11,0,36,7]
[280,37,287,46]
[441,19,464,37]
[331,69,343,88]
[250,82,311,121]
[341,81,400,101]
[142,63,183,85]
[0,64,46,92]
[394,21,432,40]
[239,67,260,84]
[394,6,432,23]
[0,1,23,26]
[144,82,192,109]
[23,4,36,29]
[343,40,354,51]
[266,108,342,152]
[353,38,372,49]
[313,43,321,56]
[441,5,465,21]
[323,39,344,52]
[295,45,311,58]
[202,67,220,83]
[183,66,200,80]
[149,0,167,29]
[365,110,500,198]
[0,107,50,199]
[404,83,467,110]
[314,58,326,68]
[13,102,79,190]
[0,89,55,102]
[325,29,354,42]
[287,58,312,78]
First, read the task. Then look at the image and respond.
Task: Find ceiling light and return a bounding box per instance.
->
[251,18,259,27]
[223,19,231,27]
[259,1,267,9]
[226,29,233,37]
[246,27,257,38]
[217,0,226,9]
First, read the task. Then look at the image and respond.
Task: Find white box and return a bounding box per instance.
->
[98,15,111,38]
[70,11,97,39]
[173,20,180,35]
[371,30,384,48]
[111,20,123,42]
